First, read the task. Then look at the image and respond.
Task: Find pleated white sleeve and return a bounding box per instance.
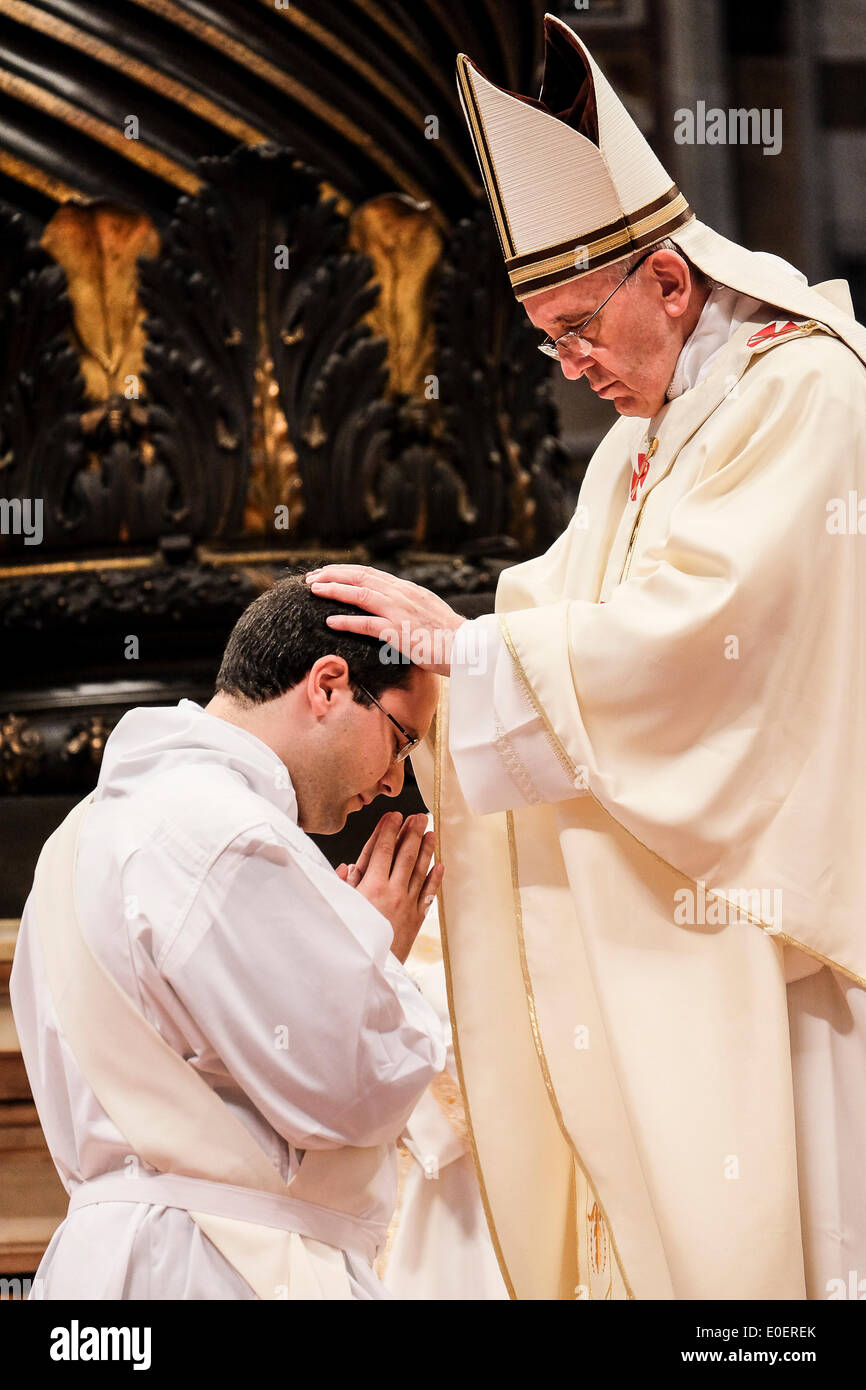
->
[448,613,581,814]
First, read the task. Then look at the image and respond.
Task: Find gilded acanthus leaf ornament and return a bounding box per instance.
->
[348,195,442,401]
[41,203,160,404]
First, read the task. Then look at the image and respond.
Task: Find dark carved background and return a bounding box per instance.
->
[0,0,605,900]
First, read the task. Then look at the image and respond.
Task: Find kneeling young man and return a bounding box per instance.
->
[11,574,446,1300]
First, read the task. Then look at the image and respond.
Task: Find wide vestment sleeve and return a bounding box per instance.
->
[497,333,866,987]
[161,823,447,1152]
[415,326,866,1300]
[448,614,579,812]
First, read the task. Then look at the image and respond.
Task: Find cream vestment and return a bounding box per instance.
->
[415,301,866,1301]
[433,9,866,1302]
[380,888,508,1300]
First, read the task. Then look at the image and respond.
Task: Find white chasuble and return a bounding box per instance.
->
[414,300,866,1300]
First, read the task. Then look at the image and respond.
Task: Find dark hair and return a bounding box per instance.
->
[214,571,411,707]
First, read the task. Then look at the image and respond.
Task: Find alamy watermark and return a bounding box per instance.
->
[826,1269,866,1299]
[50,1320,151,1370]
[673,881,783,933]
[674,102,782,157]
[0,497,43,545]
[0,1275,43,1299]
[826,492,866,534]
[378,622,488,675]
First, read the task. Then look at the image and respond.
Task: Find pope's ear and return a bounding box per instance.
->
[305,655,351,715]
[651,251,692,316]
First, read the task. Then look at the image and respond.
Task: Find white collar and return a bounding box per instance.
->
[179,700,299,822]
[666,252,809,401]
[97,699,299,824]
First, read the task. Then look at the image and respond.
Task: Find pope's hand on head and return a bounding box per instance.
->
[305,565,465,677]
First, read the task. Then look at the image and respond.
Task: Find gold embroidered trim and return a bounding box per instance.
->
[432,700,517,1299]
[498,615,575,785]
[498,616,866,991]
[492,717,542,805]
[621,322,835,587]
[506,187,685,272]
[507,194,692,288]
[505,809,634,1300]
[586,1192,615,1300]
[572,1159,581,1300]
[511,207,696,302]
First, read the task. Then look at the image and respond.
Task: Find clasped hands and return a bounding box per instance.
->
[337,813,442,964]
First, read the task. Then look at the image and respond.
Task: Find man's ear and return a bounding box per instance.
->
[306,655,351,717]
[650,251,692,319]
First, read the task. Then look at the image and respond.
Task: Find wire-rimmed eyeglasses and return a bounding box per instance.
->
[537,250,655,360]
[354,682,420,763]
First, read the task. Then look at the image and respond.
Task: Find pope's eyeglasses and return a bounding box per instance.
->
[537,250,654,360]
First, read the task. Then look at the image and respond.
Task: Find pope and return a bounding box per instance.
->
[307,15,866,1300]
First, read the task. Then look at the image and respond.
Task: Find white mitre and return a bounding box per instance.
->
[457,13,866,365]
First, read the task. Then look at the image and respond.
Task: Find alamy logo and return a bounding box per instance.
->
[673,881,782,932]
[826,1270,866,1299]
[50,1319,151,1370]
[0,497,43,545]
[674,102,782,156]
[0,1276,42,1299]
[379,621,488,675]
[826,492,866,534]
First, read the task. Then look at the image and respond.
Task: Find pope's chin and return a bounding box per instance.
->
[608,388,656,417]
[593,379,642,415]
[612,396,645,416]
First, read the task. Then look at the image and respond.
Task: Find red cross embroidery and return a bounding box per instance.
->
[746,320,799,348]
[630,453,651,502]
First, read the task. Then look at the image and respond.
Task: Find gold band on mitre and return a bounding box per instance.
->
[507,188,695,301]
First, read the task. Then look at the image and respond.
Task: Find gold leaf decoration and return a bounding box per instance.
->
[245,346,304,537]
[348,194,442,399]
[41,201,160,402]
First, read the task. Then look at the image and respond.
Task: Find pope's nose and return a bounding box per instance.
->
[559,350,594,381]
